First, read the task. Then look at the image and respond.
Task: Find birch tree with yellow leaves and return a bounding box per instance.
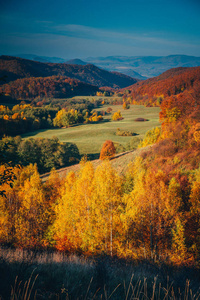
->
[52,162,95,252]
[14,165,49,248]
[91,161,122,256]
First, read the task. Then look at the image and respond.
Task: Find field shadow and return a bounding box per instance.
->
[134,118,149,122]
[0,248,200,300]
[86,153,100,160]
[21,128,54,137]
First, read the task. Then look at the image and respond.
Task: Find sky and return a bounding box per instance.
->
[0,0,200,59]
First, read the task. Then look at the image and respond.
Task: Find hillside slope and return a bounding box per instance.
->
[40,146,151,182]
[0,76,99,101]
[122,66,200,106]
[0,55,137,88]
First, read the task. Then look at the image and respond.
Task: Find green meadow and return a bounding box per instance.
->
[21,104,160,155]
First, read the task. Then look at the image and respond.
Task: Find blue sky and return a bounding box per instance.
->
[0,0,200,59]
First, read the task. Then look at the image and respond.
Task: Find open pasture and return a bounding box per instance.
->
[22,104,160,155]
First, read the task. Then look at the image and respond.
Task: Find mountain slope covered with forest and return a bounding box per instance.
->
[0,55,138,88]
[0,76,99,101]
[122,66,200,106]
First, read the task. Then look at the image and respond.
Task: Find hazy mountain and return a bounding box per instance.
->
[15,54,66,63]
[9,54,200,79]
[85,55,200,78]
[65,59,88,65]
[114,68,147,80]
[0,55,138,89]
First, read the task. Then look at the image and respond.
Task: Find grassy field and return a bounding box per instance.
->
[22,104,160,155]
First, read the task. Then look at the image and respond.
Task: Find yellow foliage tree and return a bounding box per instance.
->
[189,167,200,257]
[139,127,161,147]
[15,168,48,247]
[3,115,10,120]
[171,217,187,262]
[112,110,123,121]
[91,161,122,256]
[52,163,95,252]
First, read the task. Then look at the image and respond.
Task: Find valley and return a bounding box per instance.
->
[0,56,200,300]
[1,0,200,298]
[22,104,160,155]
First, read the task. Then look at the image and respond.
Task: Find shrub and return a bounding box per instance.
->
[107,107,112,114]
[139,127,161,147]
[112,110,123,121]
[125,137,142,151]
[134,118,148,122]
[116,128,137,137]
[99,140,116,160]
[114,142,126,154]
[123,102,130,110]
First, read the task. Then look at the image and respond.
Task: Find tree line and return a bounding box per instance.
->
[0,66,200,265]
[0,136,80,174]
[0,99,104,136]
[0,156,200,265]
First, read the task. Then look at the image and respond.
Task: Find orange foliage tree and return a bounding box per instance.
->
[99,140,116,160]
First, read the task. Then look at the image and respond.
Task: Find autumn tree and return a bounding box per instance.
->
[100,140,116,160]
[51,162,95,252]
[188,167,200,260]
[91,161,122,256]
[139,127,161,147]
[15,165,49,248]
[123,102,130,110]
[112,110,123,121]
[0,165,20,243]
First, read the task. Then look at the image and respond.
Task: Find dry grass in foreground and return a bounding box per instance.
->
[0,247,200,300]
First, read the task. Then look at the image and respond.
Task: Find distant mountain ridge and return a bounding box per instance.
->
[9,54,200,79]
[15,54,66,63]
[0,55,138,89]
[65,59,88,65]
[84,55,200,78]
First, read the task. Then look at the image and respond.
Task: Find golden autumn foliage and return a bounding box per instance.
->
[0,164,50,248]
[0,105,8,112]
[88,112,103,122]
[99,140,116,160]
[3,114,9,120]
[0,154,200,264]
[139,127,161,147]
[1,65,200,265]
[112,110,123,121]
[51,161,122,255]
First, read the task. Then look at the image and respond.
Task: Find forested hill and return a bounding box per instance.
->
[122,66,200,106]
[0,55,138,88]
[0,76,99,101]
